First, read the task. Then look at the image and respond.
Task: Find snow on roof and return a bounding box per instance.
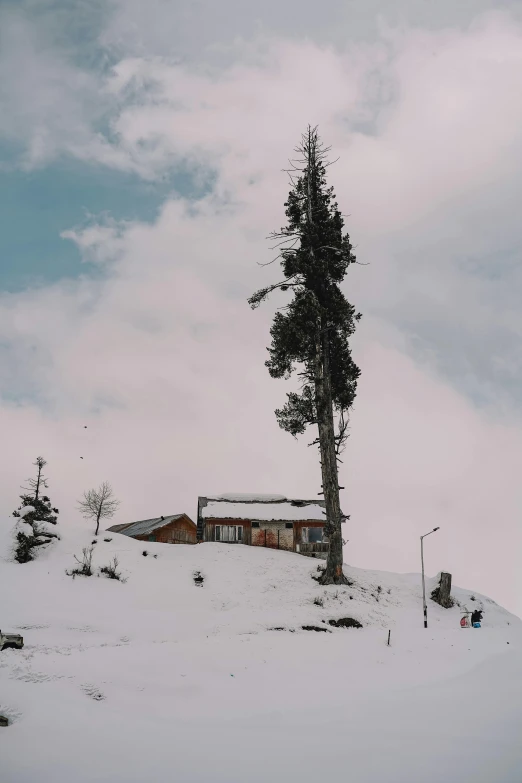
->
[111,515,186,538]
[202,498,327,522]
[213,494,287,502]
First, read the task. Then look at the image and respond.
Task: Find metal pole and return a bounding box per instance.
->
[420,527,440,629]
[421,535,427,628]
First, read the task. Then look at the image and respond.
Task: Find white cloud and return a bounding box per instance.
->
[101,0,522,60]
[1,7,522,616]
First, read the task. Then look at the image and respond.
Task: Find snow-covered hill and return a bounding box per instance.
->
[1,524,521,783]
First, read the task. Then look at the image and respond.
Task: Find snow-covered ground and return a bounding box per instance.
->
[1,523,521,783]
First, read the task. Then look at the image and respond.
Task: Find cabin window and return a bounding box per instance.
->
[308,528,323,543]
[148,534,156,542]
[285,523,293,529]
[214,525,243,543]
[302,528,324,543]
[252,521,260,528]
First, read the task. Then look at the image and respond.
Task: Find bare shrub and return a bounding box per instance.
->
[100,557,126,582]
[67,547,94,578]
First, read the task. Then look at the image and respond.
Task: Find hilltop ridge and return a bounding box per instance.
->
[1,523,521,783]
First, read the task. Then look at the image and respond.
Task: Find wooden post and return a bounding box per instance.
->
[387,630,391,646]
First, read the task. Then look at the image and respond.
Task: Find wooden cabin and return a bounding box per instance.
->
[197,494,337,558]
[107,513,196,544]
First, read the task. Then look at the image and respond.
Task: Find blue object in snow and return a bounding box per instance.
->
[473,622,481,628]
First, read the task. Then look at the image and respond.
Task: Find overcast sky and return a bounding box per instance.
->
[1,0,521,616]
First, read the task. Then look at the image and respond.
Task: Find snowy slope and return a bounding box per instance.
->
[1,522,521,783]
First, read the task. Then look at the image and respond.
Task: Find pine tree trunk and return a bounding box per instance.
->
[35,465,41,501]
[303,132,348,586]
[315,326,347,585]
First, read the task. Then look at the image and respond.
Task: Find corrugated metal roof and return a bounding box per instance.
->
[107,522,134,533]
[111,514,185,538]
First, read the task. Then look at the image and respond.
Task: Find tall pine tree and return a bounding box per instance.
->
[249,127,361,584]
[12,457,60,563]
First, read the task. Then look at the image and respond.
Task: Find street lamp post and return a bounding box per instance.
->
[421,527,440,628]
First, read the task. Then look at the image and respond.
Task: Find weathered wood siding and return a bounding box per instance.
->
[134,515,197,544]
[299,542,330,555]
[204,519,252,545]
[294,521,329,558]
[202,518,328,556]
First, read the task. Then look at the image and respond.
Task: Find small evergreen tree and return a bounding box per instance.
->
[22,455,48,500]
[249,127,361,584]
[12,457,60,563]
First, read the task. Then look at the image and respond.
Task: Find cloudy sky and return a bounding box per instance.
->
[1,0,521,615]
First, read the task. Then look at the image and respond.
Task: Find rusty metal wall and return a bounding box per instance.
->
[251,522,293,551]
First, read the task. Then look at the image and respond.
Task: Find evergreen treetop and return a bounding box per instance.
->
[249,127,361,448]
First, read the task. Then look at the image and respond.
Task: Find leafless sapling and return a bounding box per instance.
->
[77,482,120,536]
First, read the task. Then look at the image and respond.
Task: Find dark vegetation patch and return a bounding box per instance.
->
[302,625,331,633]
[193,571,204,587]
[99,557,126,582]
[328,617,363,629]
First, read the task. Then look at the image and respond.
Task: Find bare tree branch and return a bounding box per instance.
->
[334,409,351,457]
[77,482,120,536]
